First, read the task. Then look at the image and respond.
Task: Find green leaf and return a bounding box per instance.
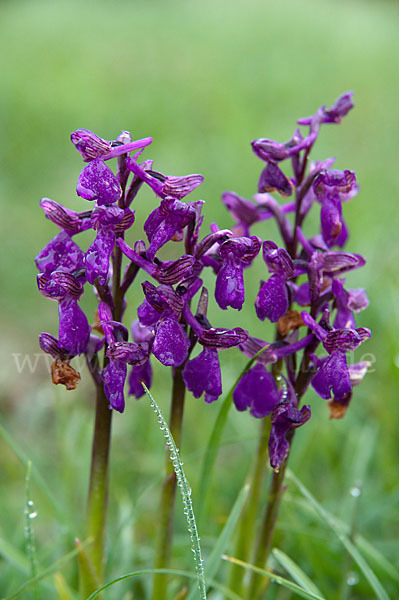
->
[144,384,207,600]
[0,423,72,531]
[186,483,250,600]
[272,548,324,596]
[85,568,242,600]
[221,555,326,600]
[286,469,391,600]
[5,538,92,600]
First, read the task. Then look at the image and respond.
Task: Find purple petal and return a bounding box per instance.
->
[40,198,91,234]
[255,275,288,323]
[233,364,280,417]
[58,297,90,355]
[215,258,245,310]
[320,196,343,248]
[102,360,127,412]
[84,228,115,285]
[199,327,248,349]
[269,404,311,470]
[262,242,295,278]
[258,163,293,196]
[35,231,85,276]
[152,316,189,367]
[77,159,121,205]
[312,350,351,400]
[182,347,222,403]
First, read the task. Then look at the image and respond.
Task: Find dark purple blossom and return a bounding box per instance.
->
[233,363,281,417]
[268,379,311,471]
[77,159,122,206]
[144,198,197,261]
[37,272,90,356]
[85,206,134,285]
[255,241,295,322]
[215,236,261,310]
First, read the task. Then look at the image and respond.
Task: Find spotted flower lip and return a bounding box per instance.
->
[71,129,152,162]
[77,158,122,206]
[137,282,189,367]
[35,231,85,276]
[269,394,311,471]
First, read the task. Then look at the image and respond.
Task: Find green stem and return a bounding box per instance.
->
[81,384,113,594]
[245,459,288,600]
[152,366,186,600]
[229,418,270,597]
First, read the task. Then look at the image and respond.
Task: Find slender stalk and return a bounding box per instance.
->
[83,383,113,591]
[245,458,289,600]
[152,366,186,600]
[229,418,270,597]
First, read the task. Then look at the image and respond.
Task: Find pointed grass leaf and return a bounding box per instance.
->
[143,383,207,600]
[272,548,324,596]
[85,569,242,600]
[221,555,327,600]
[186,483,250,600]
[286,469,391,600]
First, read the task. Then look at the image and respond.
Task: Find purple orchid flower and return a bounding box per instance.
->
[302,311,370,402]
[313,170,358,247]
[268,378,311,471]
[137,282,190,367]
[37,272,90,356]
[215,235,261,310]
[255,241,295,322]
[84,205,134,285]
[182,302,248,403]
[143,198,197,261]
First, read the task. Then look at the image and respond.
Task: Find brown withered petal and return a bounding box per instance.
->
[51,359,81,390]
[92,308,105,335]
[328,392,352,419]
[277,310,305,336]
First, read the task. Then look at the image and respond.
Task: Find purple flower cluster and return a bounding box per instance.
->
[36,129,248,412]
[36,92,370,471]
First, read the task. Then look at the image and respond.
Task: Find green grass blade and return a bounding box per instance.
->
[143,384,207,600]
[0,422,71,531]
[272,548,324,596]
[0,536,29,574]
[356,535,399,584]
[24,461,39,600]
[186,483,250,600]
[85,569,242,600]
[286,469,391,600]
[197,345,270,523]
[221,555,326,600]
[5,538,92,600]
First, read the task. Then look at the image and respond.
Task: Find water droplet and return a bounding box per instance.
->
[28,510,38,519]
[350,486,362,498]
[347,572,359,586]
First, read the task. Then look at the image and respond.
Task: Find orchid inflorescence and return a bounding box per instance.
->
[36,92,370,472]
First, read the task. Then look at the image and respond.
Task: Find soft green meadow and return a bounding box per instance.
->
[0,0,398,598]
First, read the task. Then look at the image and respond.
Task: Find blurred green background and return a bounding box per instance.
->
[0,0,398,598]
